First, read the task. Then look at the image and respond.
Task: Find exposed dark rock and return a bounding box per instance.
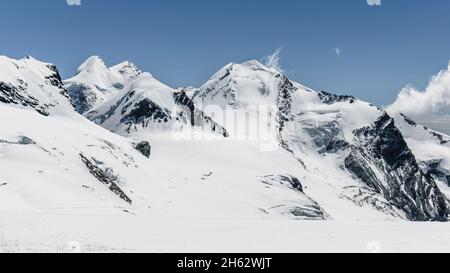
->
[86,90,136,123]
[323,139,349,154]
[120,98,171,127]
[0,63,70,115]
[341,186,404,218]
[262,174,328,220]
[430,131,449,145]
[18,136,36,145]
[400,114,449,145]
[262,174,303,192]
[174,90,229,137]
[66,83,96,114]
[289,205,327,219]
[134,141,151,158]
[0,82,49,116]
[45,64,73,107]
[345,113,448,221]
[421,159,450,187]
[303,120,349,154]
[400,113,418,127]
[113,83,124,90]
[281,175,303,192]
[193,65,234,101]
[79,153,132,204]
[318,91,356,104]
[276,76,297,134]
[46,65,65,89]
[0,136,36,145]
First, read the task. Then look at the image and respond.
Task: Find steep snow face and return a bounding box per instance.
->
[193,60,449,221]
[0,55,72,116]
[193,60,383,158]
[64,56,142,113]
[193,61,381,142]
[193,61,283,109]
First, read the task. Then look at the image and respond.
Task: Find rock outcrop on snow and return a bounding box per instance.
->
[134,141,151,158]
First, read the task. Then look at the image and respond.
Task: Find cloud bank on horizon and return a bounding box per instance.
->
[387,62,450,120]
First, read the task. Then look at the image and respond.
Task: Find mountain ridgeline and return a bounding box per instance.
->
[0,55,449,221]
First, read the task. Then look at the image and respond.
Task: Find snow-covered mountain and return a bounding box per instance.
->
[191,60,449,221]
[64,56,143,114]
[1,55,449,222]
[0,55,72,116]
[0,56,173,212]
[67,56,227,138]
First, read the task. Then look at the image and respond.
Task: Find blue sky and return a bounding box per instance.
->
[1,0,450,106]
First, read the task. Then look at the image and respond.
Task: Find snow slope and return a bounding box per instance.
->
[2,212,450,253]
[0,103,176,212]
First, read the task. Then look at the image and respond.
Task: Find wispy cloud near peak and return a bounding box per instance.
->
[263,47,284,73]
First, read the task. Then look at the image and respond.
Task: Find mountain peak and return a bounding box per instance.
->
[240,60,269,70]
[209,60,277,82]
[22,55,34,60]
[110,60,143,80]
[0,55,44,65]
[77,55,108,74]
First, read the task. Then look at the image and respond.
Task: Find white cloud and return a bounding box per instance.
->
[263,47,284,73]
[367,0,381,6]
[334,47,342,56]
[66,0,81,6]
[387,62,450,120]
